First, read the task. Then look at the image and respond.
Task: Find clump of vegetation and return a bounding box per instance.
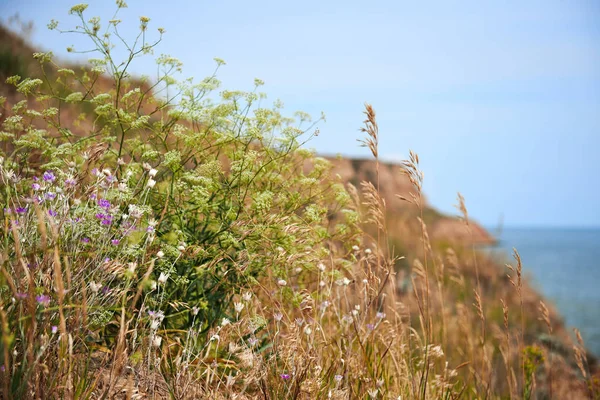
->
[0,2,597,399]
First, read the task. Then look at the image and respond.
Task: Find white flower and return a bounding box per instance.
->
[368,388,378,399]
[352,309,359,316]
[151,319,161,330]
[149,168,158,177]
[352,245,360,251]
[210,334,220,341]
[158,272,169,284]
[178,245,186,252]
[277,279,287,287]
[153,336,162,347]
[191,306,200,316]
[221,318,231,326]
[319,280,326,287]
[274,312,283,322]
[234,302,244,313]
[156,250,165,258]
[363,279,369,285]
[242,292,252,302]
[150,281,157,290]
[365,248,372,254]
[127,262,137,273]
[304,325,312,336]
[89,281,101,293]
[102,168,112,176]
[317,262,326,271]
[147,179,156,188]
[343,277,351,286]
[142,162,152,171]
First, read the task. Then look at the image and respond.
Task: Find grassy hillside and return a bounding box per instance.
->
[0,9,598,399]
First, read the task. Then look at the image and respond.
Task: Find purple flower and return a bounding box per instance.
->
[280,373,291,380]
[111,239,120,245]
[101,286,110,295]
[32,183,41,191]
[48,209,58,217]
[43,171,56,182]
[51,326,58,334]
[95,213,105,220]
[15,292,27,300]
[81,237,90,243]
[65,178,77,187]
[334,374,343,382]
[45,192,56,200]
[3,208,12,214]
[36,294,51,307]
[0,365,4,372]
[366,323,375,331]
[16,207,27,214]
[98,199,111,209]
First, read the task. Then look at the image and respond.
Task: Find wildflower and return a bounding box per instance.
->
[48,209,57,217]
[43,170,56,182]
[89,281,101,293]
[156,250,165,258]
[234,302,244,313]
[319,280,326,287]
[32,182,41,191]
[304,325,312,336]
[147,179,156,188]
[210,334,220,342]
[16,293,27,300]
[242,292,252,302]
[274,312,283,322]
[102,168,112,176]
[366,323,375,331]
[111,239,120,245]
[317,262,326,271]
[15,207,27,214]
[334,374,343,382]
[226,374,236,387]
[149,168,158,177]
[363,279,369,285]
[127,262,137,274]
[221,318,231,326]
[247,336,258,346]
[153,336,162,347]
[277,279,287,287]
[36,294,50,306]
[191,306,200,316]
[365,248,372,254]
[376,312,386,320]
[81,237,90,243]
[51,326,58,334]
[158,272,169,284]
[352,245,360,251]
[368,388,378,399]
[280,373,291,380]
[98,199,111,209]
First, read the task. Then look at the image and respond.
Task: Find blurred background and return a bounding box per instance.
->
[1,0,599,354]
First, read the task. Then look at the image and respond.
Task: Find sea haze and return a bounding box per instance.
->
[488,227,600,357]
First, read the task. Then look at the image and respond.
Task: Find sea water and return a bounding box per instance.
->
[488,227,600,356]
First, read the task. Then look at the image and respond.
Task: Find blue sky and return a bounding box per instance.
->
[2,0,599,227]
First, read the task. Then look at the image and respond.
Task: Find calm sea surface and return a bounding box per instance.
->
[487,227,600,356]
